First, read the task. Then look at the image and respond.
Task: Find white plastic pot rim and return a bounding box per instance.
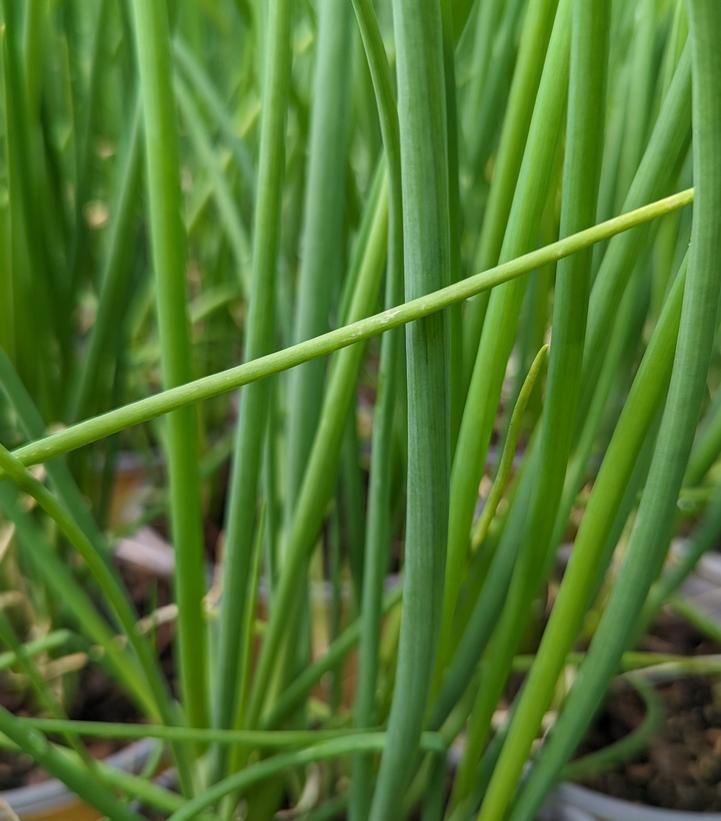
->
[551,782,721,821]
[0,737,156,815]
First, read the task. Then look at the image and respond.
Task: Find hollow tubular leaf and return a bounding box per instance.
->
[349,1,404,816]
[439,0,572,691]
[462,0,560,374]
[212,0,294,770]
[130,0,209,731]
[285,0,352,523]
[369,2,451,815]
[8,190,693,473]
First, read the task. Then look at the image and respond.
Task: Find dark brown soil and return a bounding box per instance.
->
[0,664,142,791]
[577,612,721,812]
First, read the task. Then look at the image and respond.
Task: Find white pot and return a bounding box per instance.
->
[0,738,155,820]
[542,782,721,821]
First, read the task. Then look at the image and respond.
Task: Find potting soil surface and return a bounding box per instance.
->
[577,612,721,812]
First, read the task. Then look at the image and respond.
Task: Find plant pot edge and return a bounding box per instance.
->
[545,781,721,821]
[0,736,156,817]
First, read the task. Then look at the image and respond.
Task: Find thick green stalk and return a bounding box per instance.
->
[594,57,629,239]
[21,0,43,119]
[462,0,559,378]
[130,0,208,729]
[439,0,571,686]
[2,0,52,415]
[464,0,526,200]
[8,189,692,473]
[212,0,293,765]
[369,2,451,816]
[461,0,506,165]
[349,1,403,816]
[66,1,110,307]
[463,2,610,813]
[614,0,657,210]
[514,3,721,815]
[657,0,688,105]
[441,0,464,452]
[285,0,352,521]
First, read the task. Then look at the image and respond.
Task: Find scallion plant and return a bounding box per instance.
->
[0,1,719,819]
